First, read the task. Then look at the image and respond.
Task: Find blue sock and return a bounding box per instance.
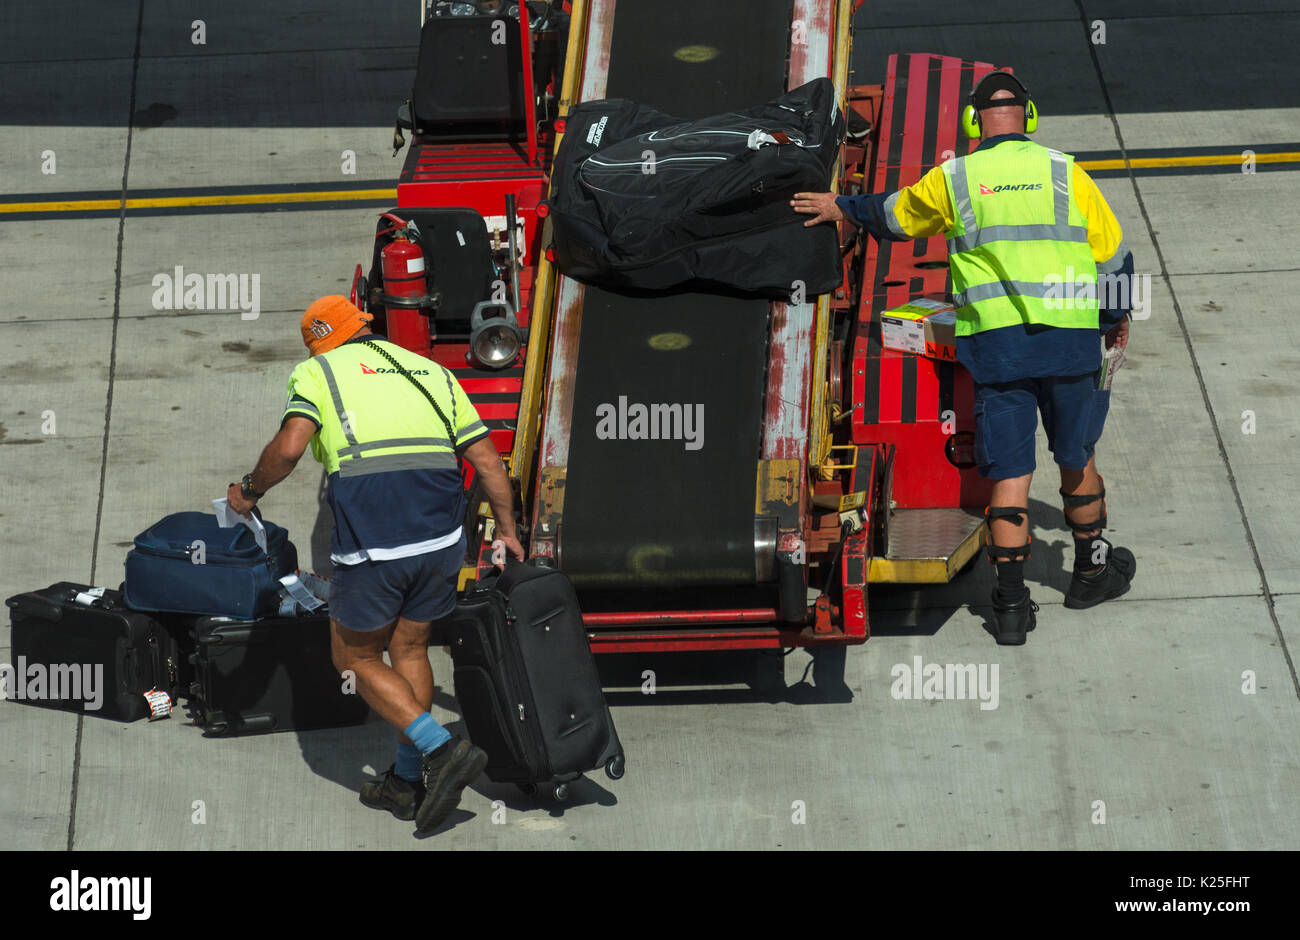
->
[395,742,422,782]
[404,713,452,756]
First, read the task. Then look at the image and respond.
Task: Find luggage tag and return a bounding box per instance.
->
[748,129,793,149]
[70,586,109,607]
[278,572,328,616]
[143,688,173,721]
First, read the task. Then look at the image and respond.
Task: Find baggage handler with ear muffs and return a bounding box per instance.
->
[226,294,525,831]
[792,71,1136,645]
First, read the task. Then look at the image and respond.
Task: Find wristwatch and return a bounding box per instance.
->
[240,473,265,500]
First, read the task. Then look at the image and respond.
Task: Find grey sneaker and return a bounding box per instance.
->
[359,765,425,821]
[415,737,489,834]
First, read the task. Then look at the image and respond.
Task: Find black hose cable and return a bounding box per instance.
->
[821,519,856,594]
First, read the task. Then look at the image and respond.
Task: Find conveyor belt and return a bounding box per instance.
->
[562,287,769,587]
[605,0,794,116]
[556,0,795,591]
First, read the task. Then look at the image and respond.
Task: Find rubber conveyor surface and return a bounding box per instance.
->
[558,0,794,590]
[563,288,768,587]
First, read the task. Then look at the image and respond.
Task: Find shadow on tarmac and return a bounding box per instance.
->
[261,490,1120,804]
[868,494,1088,639]
[597,647,853,706]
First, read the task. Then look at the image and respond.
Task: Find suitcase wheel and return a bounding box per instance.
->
[604,754,625,781]
[552,782,570,803]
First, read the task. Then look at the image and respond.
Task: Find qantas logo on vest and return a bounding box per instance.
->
[359,362,430,376]
[978,182,1044,194]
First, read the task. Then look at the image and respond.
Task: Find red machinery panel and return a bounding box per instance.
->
[398,140,549,463]
[851,53,995,510]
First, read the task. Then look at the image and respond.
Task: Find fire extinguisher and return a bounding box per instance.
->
[377,212,440,353]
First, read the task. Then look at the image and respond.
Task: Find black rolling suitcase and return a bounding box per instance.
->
[4,583,182,722]
[187,612,369,736]
[448,560,624,801]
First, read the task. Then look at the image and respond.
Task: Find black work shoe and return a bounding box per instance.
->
[415,737,489,834]
[991,588,1038,646]
[1064,542,1137,610]
[359,765,425,821]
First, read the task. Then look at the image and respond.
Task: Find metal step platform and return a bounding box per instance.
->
[869,507,985,584]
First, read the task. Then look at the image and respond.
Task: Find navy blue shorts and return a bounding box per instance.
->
[973,374,1104,479]
[329,533,466,633]
[1086,388,1111,451]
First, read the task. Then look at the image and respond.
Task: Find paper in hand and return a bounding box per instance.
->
[212,497,268,553]
[1097,340,1127,391]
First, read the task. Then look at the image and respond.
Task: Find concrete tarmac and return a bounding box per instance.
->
[2,1,1298,850]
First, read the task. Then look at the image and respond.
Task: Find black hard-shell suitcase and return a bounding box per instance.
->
[187,612,369,736]
[4,582,182,722]
[448,560,624,801]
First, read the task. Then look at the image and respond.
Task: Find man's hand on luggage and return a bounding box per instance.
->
[494,535,526,567]
[226,483,257,518]
[791,192,845,227]
[1105,316,1130,352]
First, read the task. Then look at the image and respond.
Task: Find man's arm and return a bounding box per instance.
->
[226,416,317,516]
[462,437,525,563]
[437,367,523,564]
[792,164,955,241]
[1073,164,1134,350]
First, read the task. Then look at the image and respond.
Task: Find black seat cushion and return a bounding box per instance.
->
[412,13,524,137]
[368,207,495,329]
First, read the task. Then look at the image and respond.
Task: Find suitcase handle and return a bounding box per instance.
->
[5,593,63,623]
[492,556,549,596]
[197,626,309,646]
[198,628,257,646]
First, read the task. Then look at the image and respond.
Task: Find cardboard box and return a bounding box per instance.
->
[879,298,957,362]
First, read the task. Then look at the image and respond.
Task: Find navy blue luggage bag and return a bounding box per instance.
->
[124,511,298,619]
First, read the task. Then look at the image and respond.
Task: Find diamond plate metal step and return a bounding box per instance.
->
[869,507,986,584]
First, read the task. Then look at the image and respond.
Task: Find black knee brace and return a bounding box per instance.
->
[1061,479,1107,535]
[984,505,1032,564]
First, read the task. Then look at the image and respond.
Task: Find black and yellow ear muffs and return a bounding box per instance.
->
[961,100,1037,138]
[961,70,1038,139]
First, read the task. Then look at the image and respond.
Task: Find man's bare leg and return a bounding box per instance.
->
[1058,455,1138,608]
[1060,456,1105,571]
[388,616,434,746]
[330,619,424,732]
[989,473,1032,549]
[987,472,1036,645]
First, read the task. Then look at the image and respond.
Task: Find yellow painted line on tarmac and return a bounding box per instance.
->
[0,187,398,215]
[3,151,1298,216]
[1078,152,1300,171]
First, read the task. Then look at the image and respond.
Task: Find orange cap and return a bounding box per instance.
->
[300,295,373,356]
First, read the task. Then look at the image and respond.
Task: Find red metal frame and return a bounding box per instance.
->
[519,3,537,167]
[584,609,782,627]
[390,12,553,472]
[586,627,809,654]
[850,54,993,511]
